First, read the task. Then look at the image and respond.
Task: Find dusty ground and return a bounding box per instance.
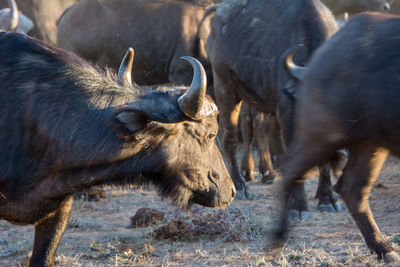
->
[0,157,399,266]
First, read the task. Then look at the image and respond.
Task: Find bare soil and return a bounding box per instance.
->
[1,157,399,266]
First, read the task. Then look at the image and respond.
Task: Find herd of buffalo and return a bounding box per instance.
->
[0,0,399,266]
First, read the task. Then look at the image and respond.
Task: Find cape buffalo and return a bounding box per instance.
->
[57,0,214,86]
[0,32,235,267]
[0,0,76,45]
[0,0,33,33]
[274,12,400,263]
[207,0,341,212]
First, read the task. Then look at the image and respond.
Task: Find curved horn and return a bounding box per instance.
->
[8,0,18,31]
[177,56,207,119]
[283,44,306,81]
[118,47,134,87]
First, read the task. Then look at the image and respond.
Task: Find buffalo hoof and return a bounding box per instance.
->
[272,227,287,250]
[235,185,256,200]
[317,196,342,213]
[317,201,342,213]
[242,170,254,182]
[244,186,256,199]
[289,209,309,221]
[260,172,276,184]
[289,195,308,220]
[384,251,400,263]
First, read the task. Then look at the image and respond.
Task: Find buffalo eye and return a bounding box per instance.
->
[207,132,217,140]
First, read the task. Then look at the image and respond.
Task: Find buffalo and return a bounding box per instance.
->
[0,0,76,45]
[0,32,235,266]
[0,0,33,33]
[274,12,400,263]
[207,0,342,213]
[57,0,214,86]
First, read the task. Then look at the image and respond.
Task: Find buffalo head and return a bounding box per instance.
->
[113,48,235,208]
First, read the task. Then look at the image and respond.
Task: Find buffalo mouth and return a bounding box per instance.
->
[161,183,233,209]
[161,171,234,208]
[192,189,232,208]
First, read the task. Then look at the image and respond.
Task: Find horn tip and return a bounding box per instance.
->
[126,47,134,57]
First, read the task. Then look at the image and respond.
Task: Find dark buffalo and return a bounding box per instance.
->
[0,0,76,45]
[274,12,400,263]
[57,0,214,86]
[0,32,235,266]
[207,0,341,212]
[0,0,33,33]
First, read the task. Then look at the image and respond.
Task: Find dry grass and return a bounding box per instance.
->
[151,205,271,242]
[0,158,399,266]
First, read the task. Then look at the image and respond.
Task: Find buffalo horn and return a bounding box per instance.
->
[177,56,207,120]
[8,0,18,31]
[284,44,306,81]
[118,47,134,87]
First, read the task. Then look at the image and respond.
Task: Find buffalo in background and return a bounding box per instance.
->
[274,12,400,263]
[0,32,235,266]
[0,0,77,45]
[57,0,215,86]
[237,0,396,181]
[206,0,342,214]
[0,0,33,33]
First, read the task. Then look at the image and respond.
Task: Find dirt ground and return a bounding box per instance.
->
[0,156,399,266]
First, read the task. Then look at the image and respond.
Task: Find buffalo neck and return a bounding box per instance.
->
[17,62,149,180]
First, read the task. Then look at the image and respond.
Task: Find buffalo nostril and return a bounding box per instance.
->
[231,187,236,198]
[211,171,219,179]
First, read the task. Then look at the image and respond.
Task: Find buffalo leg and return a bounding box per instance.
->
[256,113,278,184]
[213,72,251,199]
[274,140,337,244]
[334,143,399,263]
[240,103,255,181]
[315,164,342,212]
[268,114,284,169]
[30,196,74,267]
[277,106,312,218]
[277,110,340,216]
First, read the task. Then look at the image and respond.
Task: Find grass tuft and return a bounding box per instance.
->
[151,206,271,242]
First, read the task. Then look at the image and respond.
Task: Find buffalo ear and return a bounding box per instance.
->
[115,91,186,125]
[115,110,149,133]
